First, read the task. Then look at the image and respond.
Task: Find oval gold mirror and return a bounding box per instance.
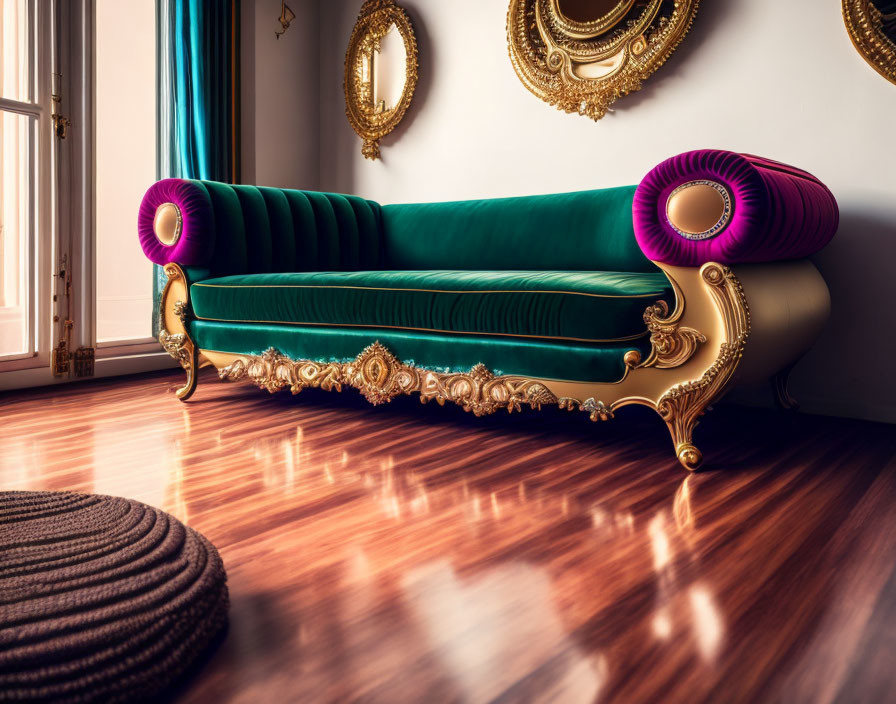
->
[507,0,700,120]
[843,0,896,85]
[344,0,419,160]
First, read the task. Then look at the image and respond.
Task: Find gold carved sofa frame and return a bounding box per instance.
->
[159,257,828,471]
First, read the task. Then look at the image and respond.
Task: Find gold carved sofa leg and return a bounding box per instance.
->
[655,337,745,471]
[630,263,751,470]
[648,260,827,468]
[158,263,199,401]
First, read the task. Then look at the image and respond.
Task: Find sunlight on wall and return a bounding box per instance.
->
[95,0,155,343]
[0,0,30,357]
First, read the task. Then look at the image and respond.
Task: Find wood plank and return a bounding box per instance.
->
[1,369,895,703]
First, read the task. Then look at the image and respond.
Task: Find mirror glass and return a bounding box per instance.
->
[872,0,896,42]
[556,0,628,23]
[372,24,408,114]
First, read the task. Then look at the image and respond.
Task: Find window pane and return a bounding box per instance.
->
[0,110,32,357]
[95,0,155,343]
[0,0,32,103]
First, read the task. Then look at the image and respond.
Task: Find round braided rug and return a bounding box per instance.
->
[0,491,228,703]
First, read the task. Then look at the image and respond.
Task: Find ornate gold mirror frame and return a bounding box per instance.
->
[507,0,700,120]
[344,0,419,160]
[843,0,896,85]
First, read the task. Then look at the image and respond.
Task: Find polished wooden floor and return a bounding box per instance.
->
[2,369,895,704]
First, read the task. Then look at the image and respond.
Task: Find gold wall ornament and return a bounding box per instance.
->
[344,0,419,159]
[843,0,896,85]
[506,0,701,120]
[275,0,296,40]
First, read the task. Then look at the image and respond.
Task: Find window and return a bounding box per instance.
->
[94,0,156,345]
[0,0,39,362]
[1,0,170,389]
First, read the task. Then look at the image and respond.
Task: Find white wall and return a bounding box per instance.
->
[309,0,896,424]
[242,0,319,190]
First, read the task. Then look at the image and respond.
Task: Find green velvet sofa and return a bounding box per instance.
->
[139,150,836,469]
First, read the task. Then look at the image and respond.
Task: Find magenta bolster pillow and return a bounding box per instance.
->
[138,178,216,266]
[632,150,839,266]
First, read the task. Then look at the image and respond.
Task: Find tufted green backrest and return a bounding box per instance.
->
[198,181,383,276]
[193,181,652,276]
[380,185,656,273]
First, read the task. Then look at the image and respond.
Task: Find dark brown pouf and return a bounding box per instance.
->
[0,491,228,703]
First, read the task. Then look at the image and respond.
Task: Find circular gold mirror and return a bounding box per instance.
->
[344,0,418,160]
[843,0,896,85]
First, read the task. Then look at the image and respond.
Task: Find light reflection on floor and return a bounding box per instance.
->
[402,560,606,704]
[0,375,747,702]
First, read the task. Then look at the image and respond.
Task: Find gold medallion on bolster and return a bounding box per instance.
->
[153,202,183,247]
[665,181,732,241]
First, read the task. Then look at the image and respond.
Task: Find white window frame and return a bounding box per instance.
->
[0,0,174,393]
[0,0,54,376]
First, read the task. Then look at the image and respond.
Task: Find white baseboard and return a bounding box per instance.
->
[0,352,178,393]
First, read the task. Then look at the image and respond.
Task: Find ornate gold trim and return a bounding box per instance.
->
[636,299,706,370]
[173,300,190,325]
[159,263,198,401]
[219,348,344,395]
[507,0,701,121]
[558,396,614,421]
[843,0,896,85]
[219,342,561,418]
[344,0,418,160]
[625,278,705,371]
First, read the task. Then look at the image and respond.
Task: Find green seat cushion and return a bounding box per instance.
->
[190,321,653,383]
[189,270,671,343]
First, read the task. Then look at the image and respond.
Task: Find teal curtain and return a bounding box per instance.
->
[153,0,240,336]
